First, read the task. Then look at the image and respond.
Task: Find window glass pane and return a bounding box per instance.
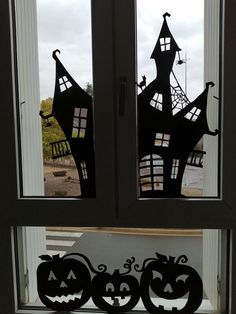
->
[15,227,226,313]
[137,0,220,198]
[15,0,95,198]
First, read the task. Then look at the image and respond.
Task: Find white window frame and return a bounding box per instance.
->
[1,0,236,314]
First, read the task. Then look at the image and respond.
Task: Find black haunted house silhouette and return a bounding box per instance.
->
[40,50,95,198]
[138,13,219,197]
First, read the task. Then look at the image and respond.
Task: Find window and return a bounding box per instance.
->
[1,0,236,313]
[16,226,227,312]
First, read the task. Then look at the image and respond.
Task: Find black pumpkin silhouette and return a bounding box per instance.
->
[92,269,140,312]
[37,254,91,311]
[140,254,203,313]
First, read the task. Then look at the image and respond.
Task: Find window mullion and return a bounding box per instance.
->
[114,0,137,217]
[90,0,117,221]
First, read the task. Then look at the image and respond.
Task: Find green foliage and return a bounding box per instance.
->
[84,82,93,96]
[41,82,93,160]
[54,189,67,196]
[41,98,65,160]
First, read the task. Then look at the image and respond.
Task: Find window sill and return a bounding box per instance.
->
[19,298,216,314]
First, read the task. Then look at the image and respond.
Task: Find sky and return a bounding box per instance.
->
[37,0,204,101]
[37,0,93,99]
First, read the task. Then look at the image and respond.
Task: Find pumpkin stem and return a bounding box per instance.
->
[134,257,157,273]
[113,269,120,276]
[62,252,107,274]
[156,252,168,263]
[39,254,60,261]
[122,256,135,275]
[52,254,61,260]
[169,256,175,264]
[176,255,188,264]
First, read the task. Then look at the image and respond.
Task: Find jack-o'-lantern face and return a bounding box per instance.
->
[140,254,203,313]
[37,255,91,311]
[92,269,140,313]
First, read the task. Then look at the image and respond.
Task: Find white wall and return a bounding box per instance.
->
[14,0,46,304]
[203,0,221,311]
[15,0,44,196]
[203,0,220,197]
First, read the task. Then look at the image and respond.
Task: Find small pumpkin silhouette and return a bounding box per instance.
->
[92,267,140,312]
[37,254,91,311]
[139,253,203,313]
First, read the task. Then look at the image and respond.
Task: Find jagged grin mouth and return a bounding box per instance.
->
[46,293,82,303]
[150,288,189,311]
[102,296,131,306]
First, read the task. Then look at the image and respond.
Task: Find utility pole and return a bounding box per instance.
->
[185,52,187,96]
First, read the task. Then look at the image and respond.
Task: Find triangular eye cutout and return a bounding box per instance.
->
[48,270,57,281]
[67,269,77,280]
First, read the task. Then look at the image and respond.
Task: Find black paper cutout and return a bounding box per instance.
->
[40,50,95,198]
[51,139,71,159]
[92,257,140,313]
[136,253,203,313]
[37,254,91,311]
[37,253,106,311]
[37,252,203,313]
[138,13,219,198]
[187,150,206,168]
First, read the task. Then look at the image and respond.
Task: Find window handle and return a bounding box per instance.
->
[119,76,128,116]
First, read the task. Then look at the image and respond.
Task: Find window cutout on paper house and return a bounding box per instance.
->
[171,159,179,179]
[72,108,88,139]
[59,76,72,92]
[160,37,171,51]
[155,133,170,147]
[81,162,88,180]
[137,13,219,198]
[140,155,164,192]
[150,93,163,111]
[185,107,201,122]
